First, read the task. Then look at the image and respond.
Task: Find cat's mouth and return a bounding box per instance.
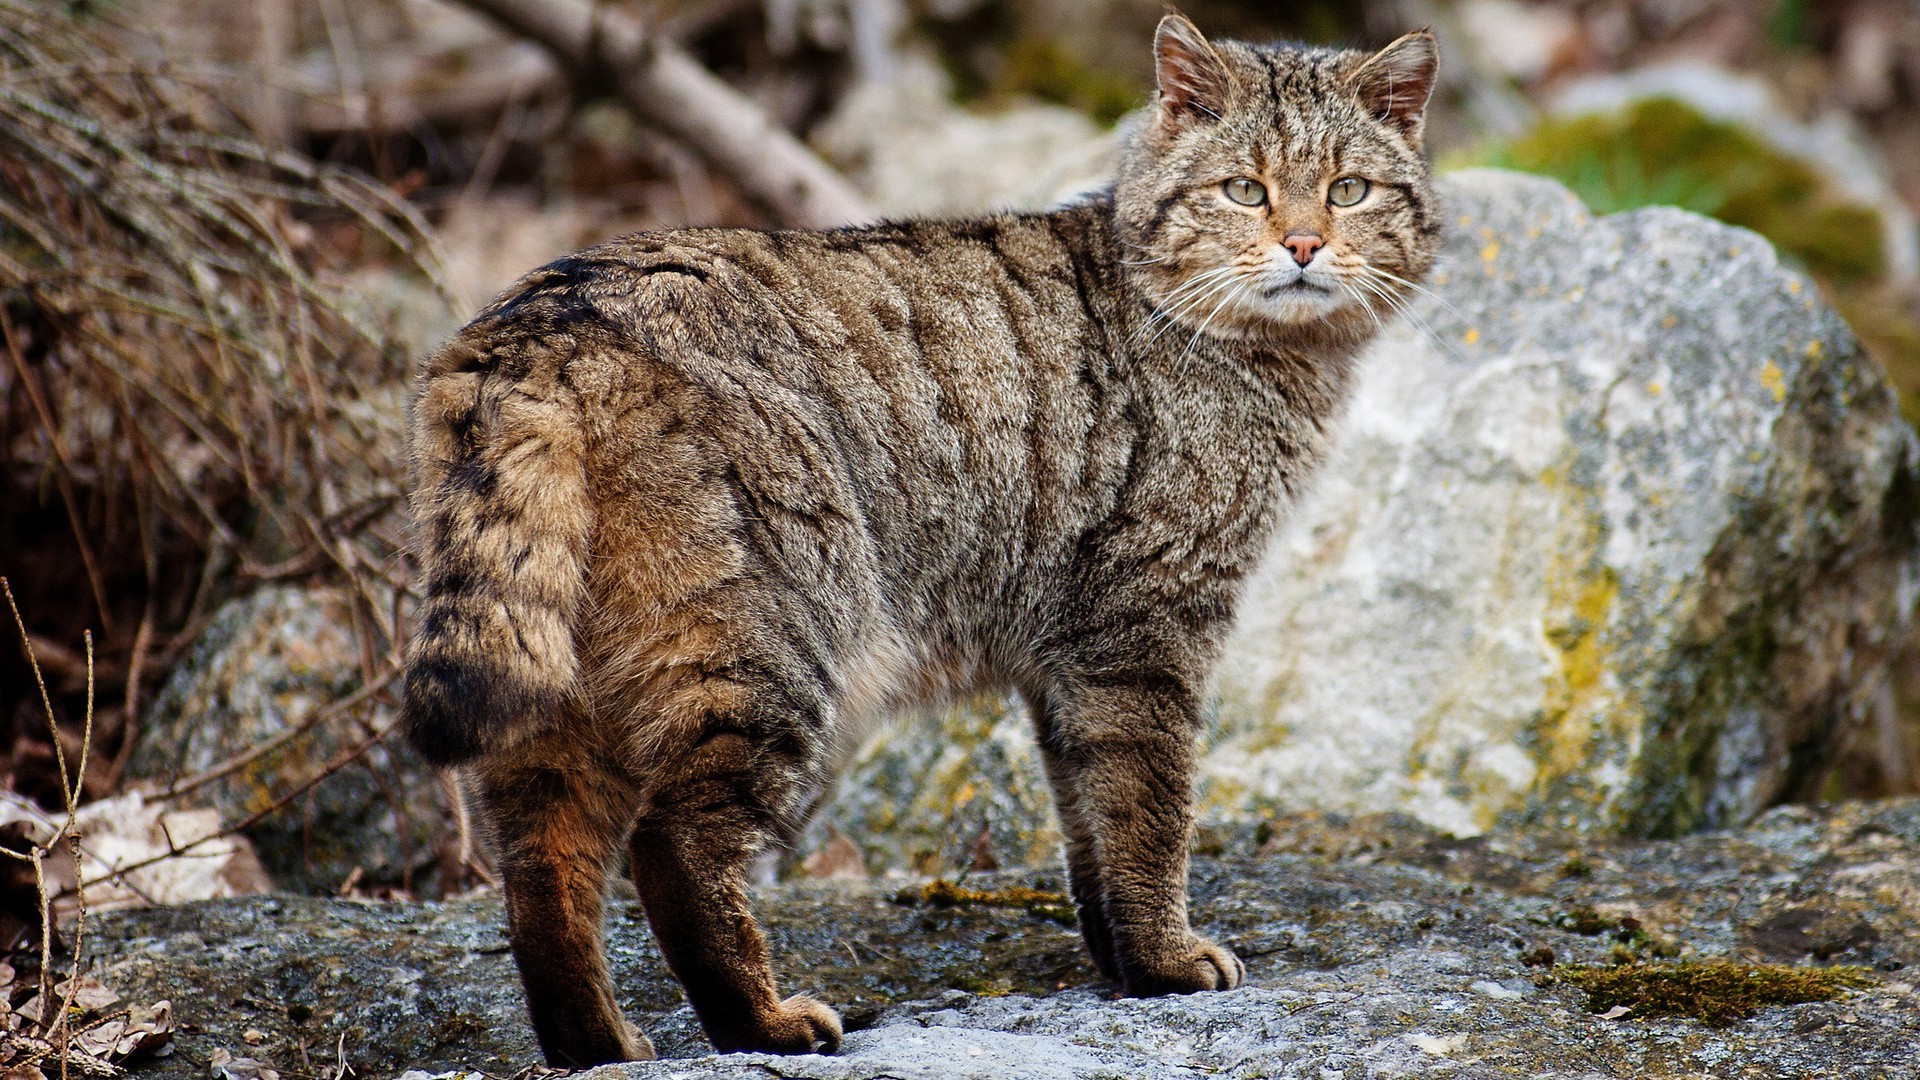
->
[1260,278,1330,298]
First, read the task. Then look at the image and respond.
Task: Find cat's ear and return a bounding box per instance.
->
[1348,29,1438,138]
[1152,12,1230,128]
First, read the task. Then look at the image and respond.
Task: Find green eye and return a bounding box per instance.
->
[1224,178,1267,206]
[1329,177,1369,207]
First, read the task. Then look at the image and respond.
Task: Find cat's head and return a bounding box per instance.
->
[1112,14,1440,344]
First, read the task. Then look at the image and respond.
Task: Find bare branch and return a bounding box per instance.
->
[453,0,874,228]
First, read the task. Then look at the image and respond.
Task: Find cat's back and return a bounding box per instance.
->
[428,201,1124,394]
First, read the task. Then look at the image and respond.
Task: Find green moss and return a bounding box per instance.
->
[1837,289,1920,427]
[896,879,1076,925]
[1466,98,1886,284]
[1554,904,1615,936]
[1556,961,1871,1026]
[993,39,1144,127]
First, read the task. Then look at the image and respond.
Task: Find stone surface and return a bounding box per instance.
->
[94,800,1920,1079]
[798,169,1920,873]
[129,585,446,894]
[814,53,1116,217]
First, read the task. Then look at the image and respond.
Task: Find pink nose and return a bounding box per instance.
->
[1283,232,1324,267]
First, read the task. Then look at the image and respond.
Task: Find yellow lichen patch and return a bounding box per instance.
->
[1529,456,1635,814]
[1464,328,1481,345]
[1660,315,1678,329]
[1788,280,1802,294]
[1538,566,1620,782]
[1758,359,1787,402]
[1481,242,1501,263]
[1556,962,1871,1028]
[1806,339,1823,359]
[1646,380,1663,396]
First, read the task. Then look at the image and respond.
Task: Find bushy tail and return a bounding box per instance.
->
[402,331,592,767]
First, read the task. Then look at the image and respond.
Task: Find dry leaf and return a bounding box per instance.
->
[1,1064,47,1080]
[1597,1005,1632,1019]
[54,977,121,1015]
[799,826,868,881]
[242,1029,265,1046]
[72,1018,126,1059]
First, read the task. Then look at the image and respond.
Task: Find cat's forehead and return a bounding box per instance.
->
[1209,41,1397,165]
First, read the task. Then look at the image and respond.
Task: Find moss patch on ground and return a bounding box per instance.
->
[895,879,1076,924]
[1556,961,1872,1026]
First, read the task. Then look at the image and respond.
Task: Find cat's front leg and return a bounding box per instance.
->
[1044,675,1245,996]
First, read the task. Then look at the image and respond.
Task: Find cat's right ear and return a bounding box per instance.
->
[1152,12,1229,130]
[1348,29,1438,139]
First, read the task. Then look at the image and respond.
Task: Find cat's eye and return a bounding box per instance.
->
[1223,178,1267,206]
[1328,177,1370,207]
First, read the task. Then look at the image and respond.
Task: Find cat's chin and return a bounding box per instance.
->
[1213,286,1352,332]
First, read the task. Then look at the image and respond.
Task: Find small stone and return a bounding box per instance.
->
[1471,979,1524,1000]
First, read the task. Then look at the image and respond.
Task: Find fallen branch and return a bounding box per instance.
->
[453,0,874,228]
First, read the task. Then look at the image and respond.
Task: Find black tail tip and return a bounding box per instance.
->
[402,657,552,767]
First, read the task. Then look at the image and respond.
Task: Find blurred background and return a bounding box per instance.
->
[3,0,1919,903]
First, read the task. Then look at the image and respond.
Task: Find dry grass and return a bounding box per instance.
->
[0,1,447,800]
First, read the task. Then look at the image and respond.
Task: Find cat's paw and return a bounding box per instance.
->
[1121,935,1246,996]
[761,994,843,1055]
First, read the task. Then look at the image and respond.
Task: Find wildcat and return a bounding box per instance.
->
[402,13,1439,1067]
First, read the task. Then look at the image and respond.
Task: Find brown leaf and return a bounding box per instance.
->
[799,825,868,881]
[1,1064,46,1080]
[72,1018,126,1059]
[53,976,120,1016]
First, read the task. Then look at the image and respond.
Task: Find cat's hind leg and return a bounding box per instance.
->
[471,754,654,1067]
[626,679,842,1055]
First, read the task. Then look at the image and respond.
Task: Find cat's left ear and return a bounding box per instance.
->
[1348,29,1438,139]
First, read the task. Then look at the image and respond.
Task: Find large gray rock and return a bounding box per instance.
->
[130,585,447,893]
[800,169,1920,873]
[94,799,1920,1079]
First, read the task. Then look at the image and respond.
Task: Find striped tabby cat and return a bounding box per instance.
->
[403,13,1438,1066]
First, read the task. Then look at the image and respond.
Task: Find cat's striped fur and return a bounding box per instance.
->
[403,13,1438,1066]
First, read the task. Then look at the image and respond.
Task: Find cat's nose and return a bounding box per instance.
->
[1282,232,1324,267]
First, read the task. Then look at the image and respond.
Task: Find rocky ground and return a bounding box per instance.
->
[91,798,1920,1079]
